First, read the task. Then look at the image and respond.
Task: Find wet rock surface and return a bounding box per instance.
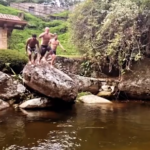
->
[118,58,150,99]
[0,99,9,111]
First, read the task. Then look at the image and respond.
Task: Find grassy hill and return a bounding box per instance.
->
[0,4,79,56]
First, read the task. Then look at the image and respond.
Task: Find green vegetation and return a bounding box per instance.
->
[52,11,69,18]
[69,0,150,75]
[0,0,46,5]
[76,92,91,102]
[49,11,69,20]
[0,4,79,56]
[0,50,28,73]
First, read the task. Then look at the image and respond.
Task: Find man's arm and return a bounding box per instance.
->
[50,33,55,38]
[39,32,45,38]
[59,41,66,52]
[36,41,40,51]
[48,39,52,45]
[26,39,30,53]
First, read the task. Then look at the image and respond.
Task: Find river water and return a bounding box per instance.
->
[0,102,150,150]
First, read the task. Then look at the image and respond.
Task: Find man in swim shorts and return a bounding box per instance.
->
[26,34,39,64]
[48,33,66,67]
[38,27,54,63]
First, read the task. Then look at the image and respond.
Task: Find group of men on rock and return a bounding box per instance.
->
[26,27,66,68]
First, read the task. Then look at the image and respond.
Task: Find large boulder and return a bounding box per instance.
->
[0,71,26,100]
[69,74,100,94]
[69,74,118,95]
[23,64,78,102]
[0,99,9,111]
[118,58,150,99]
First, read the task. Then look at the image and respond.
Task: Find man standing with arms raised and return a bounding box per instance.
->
[38,27,54,63]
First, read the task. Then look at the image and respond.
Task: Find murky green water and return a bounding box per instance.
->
[0,102,150,150]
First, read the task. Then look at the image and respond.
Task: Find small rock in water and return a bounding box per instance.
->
[78,94,112,104]
[97,91,112,97]
[0,99,10,111]
[8,99,16,105]
[19,97,52,109]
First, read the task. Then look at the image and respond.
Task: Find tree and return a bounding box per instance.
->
[69,0,150,74]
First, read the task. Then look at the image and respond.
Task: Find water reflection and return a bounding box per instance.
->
[1,102,150,150]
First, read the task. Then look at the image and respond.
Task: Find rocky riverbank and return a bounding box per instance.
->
[0,58,116,110]
[0,56,149,111]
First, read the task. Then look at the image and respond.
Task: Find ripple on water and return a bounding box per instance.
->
[5,130,81,150]
[0,131,5,145]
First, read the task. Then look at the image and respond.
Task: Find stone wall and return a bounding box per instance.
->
[0,28,7,49]
[10,3,67,17]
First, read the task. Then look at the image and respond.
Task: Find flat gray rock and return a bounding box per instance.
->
[79,94,112,104]
[19,98,52,109]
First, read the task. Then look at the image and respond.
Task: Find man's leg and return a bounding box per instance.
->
[33,52,37,64]
[42,46,51,62]
[37,53,41,64]
[38,46,46,64]
[41,51,47,62]
[50,54,56,68]
[27,50,32,64]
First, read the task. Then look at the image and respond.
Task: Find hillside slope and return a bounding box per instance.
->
[0,4,78,55]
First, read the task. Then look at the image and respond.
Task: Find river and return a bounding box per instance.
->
[0,102,150,150]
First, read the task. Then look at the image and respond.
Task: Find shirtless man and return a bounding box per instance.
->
[26,34,39,64]
[39,27,54,63]
[48,34,66,67]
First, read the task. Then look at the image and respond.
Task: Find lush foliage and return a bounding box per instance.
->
[0,4,79,55]
[49,11,69,20]
[69,0,150,74]
[0,50,28,73]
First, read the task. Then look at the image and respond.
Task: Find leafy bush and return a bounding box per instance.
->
[44,20,65,27]
[50,23,68,34]
[53,11,69,17]
[0,0,8,6]
[69,0,150,74]
[0,50,28,73]
[49,11,69,20]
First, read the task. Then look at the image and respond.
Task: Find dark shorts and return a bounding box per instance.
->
[28,47,37,53]
[40,45,51,56]
[49,49,56,55]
